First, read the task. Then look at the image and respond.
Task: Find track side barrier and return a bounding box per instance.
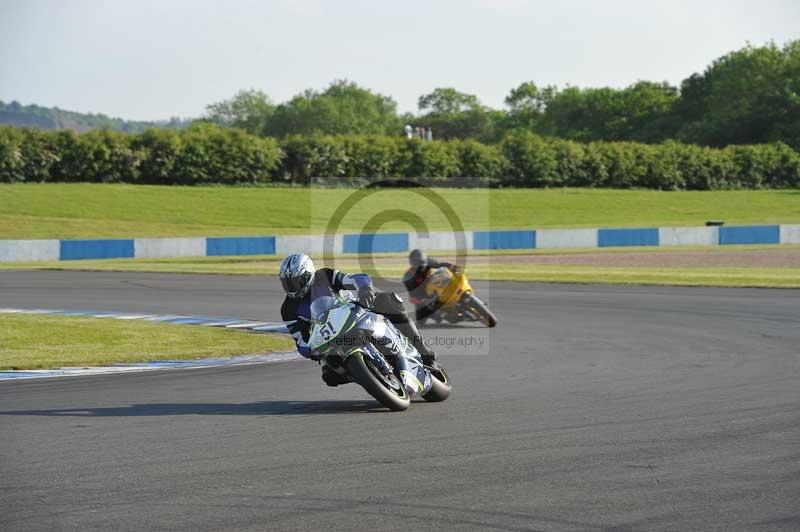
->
[0,224,797,262]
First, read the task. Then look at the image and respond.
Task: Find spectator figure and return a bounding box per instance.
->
[425,127,433,141]
[404,124,413,139]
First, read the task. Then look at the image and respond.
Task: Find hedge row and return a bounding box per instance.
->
[2,125,799,189]
[0,125,282,185]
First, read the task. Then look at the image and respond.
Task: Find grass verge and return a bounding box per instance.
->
[2,246,797,288]
[0,314,294,370]
[465,265,800,288]
[2,184,799,239]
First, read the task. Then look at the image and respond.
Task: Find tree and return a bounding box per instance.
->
[674,40,800,150]
[416,88,498,141]
[504,82,551,114]
[501,82,554,134]
[265,80,402,137]
[417,88,482,114]
[205,89,274,135]
[612,81,680,142]
[537,81,679,142]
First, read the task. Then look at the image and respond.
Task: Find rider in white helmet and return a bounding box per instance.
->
[279,253,437,386]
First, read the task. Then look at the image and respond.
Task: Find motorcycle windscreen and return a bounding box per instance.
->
[310,295,339,324]
[308,297,353,350]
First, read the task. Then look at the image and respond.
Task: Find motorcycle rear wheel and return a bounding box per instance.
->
[422,364,452,402]
[345,354,410,412]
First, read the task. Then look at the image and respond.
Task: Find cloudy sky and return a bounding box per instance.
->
[1,0,798,120]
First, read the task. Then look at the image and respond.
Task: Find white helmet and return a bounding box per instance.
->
[279,253,316,298]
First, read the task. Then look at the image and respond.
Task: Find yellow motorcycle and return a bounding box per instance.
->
[423,267,497,327]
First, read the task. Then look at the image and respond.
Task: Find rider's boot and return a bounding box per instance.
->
[321,362,348,387]
[397,319,437,365]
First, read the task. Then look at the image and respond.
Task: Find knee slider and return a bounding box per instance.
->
[387,292,406,313]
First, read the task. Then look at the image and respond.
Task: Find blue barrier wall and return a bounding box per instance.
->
[473,230,536,250]
[60,239,135,260]
[4,223,797,263]
[343,233,409,254]
[598,228,659,247]
[206,237,276,256]
[719,225,780,245]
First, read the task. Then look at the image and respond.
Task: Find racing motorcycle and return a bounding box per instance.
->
[423,267,497,327]
[307,294,451,411]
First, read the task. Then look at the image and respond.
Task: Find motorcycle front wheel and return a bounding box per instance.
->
[463,295,498,328]
[345,353,410,412]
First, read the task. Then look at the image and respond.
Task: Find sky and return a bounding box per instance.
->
[1,0,798,121]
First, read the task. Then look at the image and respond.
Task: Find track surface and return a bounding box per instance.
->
[1,271,799,532]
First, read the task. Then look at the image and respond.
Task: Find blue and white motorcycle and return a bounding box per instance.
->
[308,295,451,411]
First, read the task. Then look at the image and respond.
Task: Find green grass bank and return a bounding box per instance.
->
[2,184,799,239]
[0,314,293,370]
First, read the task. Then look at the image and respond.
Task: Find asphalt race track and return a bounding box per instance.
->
[1,271,799,532]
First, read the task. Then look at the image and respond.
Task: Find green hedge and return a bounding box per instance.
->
[0,124,282,185]
[1,125,799,189]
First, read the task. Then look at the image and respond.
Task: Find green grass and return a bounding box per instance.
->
[3,246,797,287]
[1,183,799,239]
[0,314,294,370]
[465,265,800,288]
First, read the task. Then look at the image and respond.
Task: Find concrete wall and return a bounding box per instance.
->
[536,228,597,249]
[275,234,340,256]
[408,231,473,253]
[2,223,798,262]
[60,239,135,260]
[658,226,719,246]
[0,240,60,262]
[134,238,206,259]
[206,237,276,256]
[473,230,536,250]
[779,224,800,244]
[598,228,659,247]
[719,225,780,245]
[342,233,408,254]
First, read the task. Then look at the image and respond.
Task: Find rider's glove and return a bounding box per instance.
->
[358,284,376,308]
[296,342,316,360]
[451,264,462,273]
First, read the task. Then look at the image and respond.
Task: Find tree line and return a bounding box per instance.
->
[3,40,797,151]
[203,40,800,150]
[0,101,192,134]
[2,124,798,189]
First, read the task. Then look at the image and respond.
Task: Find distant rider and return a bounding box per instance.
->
[279,253,438,386]
[402,249,459,324]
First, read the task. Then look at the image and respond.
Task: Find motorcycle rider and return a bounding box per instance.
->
[279,253,438,387]
[402,249,459,323]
